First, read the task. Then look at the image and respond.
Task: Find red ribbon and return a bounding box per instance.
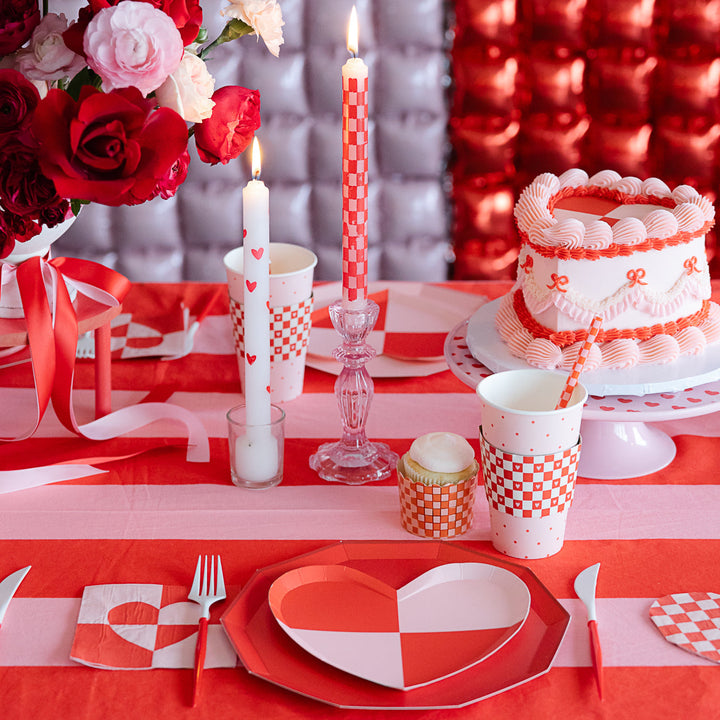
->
[4,255,130,442]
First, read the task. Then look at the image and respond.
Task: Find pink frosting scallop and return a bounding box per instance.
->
[674,326,707,355]
[673,203,705,232]
[612,216,647,245]
[588,170,621,187]
[643,209,678,239]
[614,176,643,194]
[638,334,680,365]
[583,220,613,248]
[641,177,672,197]
[600,339,641,369]
[698,302,720,344]
[495,294,535,355]
[685,194,715,222]
[558,342,602,372]
[671,184,700,204]
[525,338,563,369]
[557,168,588,188]
[546,217,585,247]
[527,216,555,244]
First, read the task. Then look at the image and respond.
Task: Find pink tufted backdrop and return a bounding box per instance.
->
[450,0,720,281]
[57,0,452,283]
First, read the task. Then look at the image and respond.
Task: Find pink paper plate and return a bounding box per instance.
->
[221,541,570,710]
[268,562,531,690]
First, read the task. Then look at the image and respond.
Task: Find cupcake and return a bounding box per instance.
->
[400,432,478,486]
[397,432,479,539]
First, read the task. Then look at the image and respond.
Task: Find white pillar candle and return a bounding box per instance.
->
[341,5,369,309]
[242,137,271,427]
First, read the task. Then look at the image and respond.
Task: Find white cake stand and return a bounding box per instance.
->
[445,302,720,480]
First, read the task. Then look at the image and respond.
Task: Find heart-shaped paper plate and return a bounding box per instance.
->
[268,562,531,690]
[650,592,720,664]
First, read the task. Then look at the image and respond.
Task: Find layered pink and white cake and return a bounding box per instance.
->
[496,169,720,369]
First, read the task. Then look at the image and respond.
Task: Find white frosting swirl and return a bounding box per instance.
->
[584,220,613,248]
[588,169,621,187]
[614,176,643,194]
[545,217,586,248]
[673,203,705,232]
[641,177,672,198]
[558,168,589,188]
[601,339,641,369]
[408,433,475,473]
[525,338,563,369]
[675,326,707,355]
[643,209,678,239]
[672,184,700,204]
[612,217,647,245]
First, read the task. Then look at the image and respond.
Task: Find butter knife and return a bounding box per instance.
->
[0,566,31,628]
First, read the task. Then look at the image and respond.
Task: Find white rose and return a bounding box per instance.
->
[222,0,285,57]
[155,51,216,123]
[14,13,84,83]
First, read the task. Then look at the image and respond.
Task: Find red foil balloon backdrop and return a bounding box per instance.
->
[450,0,720,279]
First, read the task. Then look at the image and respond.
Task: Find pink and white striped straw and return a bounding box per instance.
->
[555,315,603,409]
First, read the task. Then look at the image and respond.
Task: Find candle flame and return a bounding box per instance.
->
[251,136,261,179]
[347,6,358,57]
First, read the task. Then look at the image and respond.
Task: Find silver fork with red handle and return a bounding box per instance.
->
[188,555,226,706]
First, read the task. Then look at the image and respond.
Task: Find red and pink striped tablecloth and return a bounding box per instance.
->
[0,281,718,720]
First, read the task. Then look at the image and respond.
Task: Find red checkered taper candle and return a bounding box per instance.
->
[341,6,369,308]
[555,315,603,410]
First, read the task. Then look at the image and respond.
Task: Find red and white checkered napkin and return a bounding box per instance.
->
[480,433,580,518]
[70,584,237,670]
[649,592,720,664]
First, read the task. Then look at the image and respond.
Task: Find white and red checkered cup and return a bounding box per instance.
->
[224,243,318,403]
[480,430,581,558]
[476,369,587,558]
[396,461,478,539]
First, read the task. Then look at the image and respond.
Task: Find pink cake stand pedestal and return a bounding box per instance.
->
[445,311,720,480]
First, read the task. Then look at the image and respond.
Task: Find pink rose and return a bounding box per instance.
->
[14,13,85,83]
[194,86,261,165]
[83,1,184,97]
[155,51,215,122]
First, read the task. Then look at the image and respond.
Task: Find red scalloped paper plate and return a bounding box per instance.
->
[221,541,570,710]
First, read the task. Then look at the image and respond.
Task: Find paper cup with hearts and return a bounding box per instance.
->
[224,243,318,402]
[476,369,587,559]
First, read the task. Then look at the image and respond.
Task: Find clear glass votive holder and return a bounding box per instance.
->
[227,404,285,489]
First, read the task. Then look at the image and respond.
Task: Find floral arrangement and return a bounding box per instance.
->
[0,0,284,258]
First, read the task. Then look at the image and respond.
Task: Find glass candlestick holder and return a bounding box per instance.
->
[309,298,398,484]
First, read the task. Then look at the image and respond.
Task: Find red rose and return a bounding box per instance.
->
[194,87,261,166]
[32,86,189,207]
[0,138,66,221]
[148,0,203,45]
[0,0,41,55]
[0,211,41,258]
[151,148,190,199]
[0,69,40,138]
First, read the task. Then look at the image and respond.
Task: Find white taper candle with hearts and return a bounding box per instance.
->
[242,137,271,426]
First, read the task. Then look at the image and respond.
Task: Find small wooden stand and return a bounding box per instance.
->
[0,295,122,418]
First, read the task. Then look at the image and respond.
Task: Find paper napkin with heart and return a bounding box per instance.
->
[70,584,237,670]
[268,562,530,690]
[649,592,720,664]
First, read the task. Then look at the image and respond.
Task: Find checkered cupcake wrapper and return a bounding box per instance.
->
[397,467,477,539]
[479,429,580,519]
[230,295,314,362]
